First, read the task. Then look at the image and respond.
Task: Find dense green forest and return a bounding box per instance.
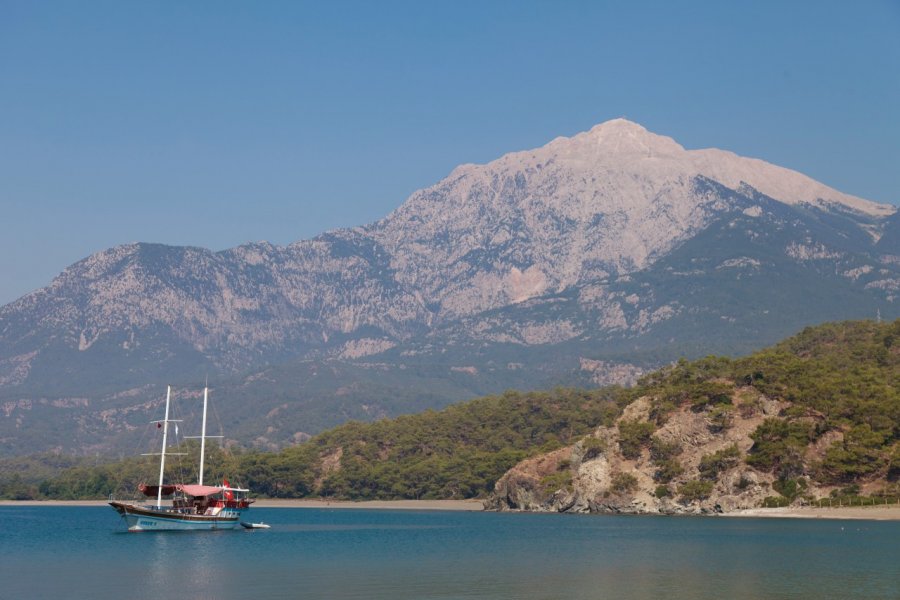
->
[3,319,898,502]
[1,386,627,500]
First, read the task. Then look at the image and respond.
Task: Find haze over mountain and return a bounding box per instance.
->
[1,119,897,455]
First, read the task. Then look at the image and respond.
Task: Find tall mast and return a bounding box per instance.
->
[157,386,172,508]
[199,386,208,486]
[185,384,222,487]
[143,386,184,507]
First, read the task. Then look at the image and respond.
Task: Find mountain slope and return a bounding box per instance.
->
[1,119,898,455]
[14,319,898,506]
[371,119,889,318]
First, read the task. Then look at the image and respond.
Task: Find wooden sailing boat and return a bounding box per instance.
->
[109,385,253,531]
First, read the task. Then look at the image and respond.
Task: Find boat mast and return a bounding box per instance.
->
[199,386,208,486]
[157,385,172,508]
[185,384,222,487]
[143,386,184,508]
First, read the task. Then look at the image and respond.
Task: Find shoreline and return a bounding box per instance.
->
[4,499,900,519]
[0,498,485,511]
[254,499,484,511]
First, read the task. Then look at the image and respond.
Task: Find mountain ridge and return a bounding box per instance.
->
[1,119,898,455]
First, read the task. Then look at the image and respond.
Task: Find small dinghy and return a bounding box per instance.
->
[241,521,271,529]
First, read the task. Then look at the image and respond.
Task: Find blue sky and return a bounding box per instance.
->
[1,1,899,305]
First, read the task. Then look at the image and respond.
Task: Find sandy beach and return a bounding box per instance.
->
[727,505,900,521]
[253,498,484,510]
[0,498,485,511]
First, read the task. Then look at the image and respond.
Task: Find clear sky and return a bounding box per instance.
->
[1,1,898,305]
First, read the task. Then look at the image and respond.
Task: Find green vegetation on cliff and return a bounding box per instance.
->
[625,319,900,505]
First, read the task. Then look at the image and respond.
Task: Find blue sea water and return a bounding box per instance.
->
[0,506,897,599]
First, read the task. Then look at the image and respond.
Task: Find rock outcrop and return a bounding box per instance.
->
[486,388,827,515]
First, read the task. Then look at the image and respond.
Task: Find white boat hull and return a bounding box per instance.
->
[110,501,245,531]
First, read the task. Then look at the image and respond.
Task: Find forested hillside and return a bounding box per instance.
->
[2,387,626,500]
[4,319,898,507]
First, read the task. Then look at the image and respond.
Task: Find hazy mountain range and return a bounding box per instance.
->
[2,119,898,455]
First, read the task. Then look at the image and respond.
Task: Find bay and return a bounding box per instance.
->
[0,506,897,599]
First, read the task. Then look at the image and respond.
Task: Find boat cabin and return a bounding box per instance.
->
[138,482,253,514]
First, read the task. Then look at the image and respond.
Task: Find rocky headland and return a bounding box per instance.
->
[487,322,900,516]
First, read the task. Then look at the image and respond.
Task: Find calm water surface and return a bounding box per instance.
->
[0,506,897,599]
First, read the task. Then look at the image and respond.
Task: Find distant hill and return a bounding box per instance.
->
[5,387,626,500]
[2,119,899,455]
[10,319,899,511]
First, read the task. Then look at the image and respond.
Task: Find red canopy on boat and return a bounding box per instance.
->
[181,484,225,497]
[138,483,225,497]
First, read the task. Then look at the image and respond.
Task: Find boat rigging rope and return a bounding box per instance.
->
[113,386,156,502]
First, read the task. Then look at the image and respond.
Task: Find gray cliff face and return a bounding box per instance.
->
[0,233,430,389]
[1,119,899,454]
[485,395,787,516]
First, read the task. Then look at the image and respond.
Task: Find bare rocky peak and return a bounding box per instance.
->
[6,119,891,346]
[550,118,686,158]
[533,118,885,214]
[374,119,893,318]
[0,118,894,389]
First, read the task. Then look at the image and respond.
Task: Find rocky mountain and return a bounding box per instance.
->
[1,119,898,455]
